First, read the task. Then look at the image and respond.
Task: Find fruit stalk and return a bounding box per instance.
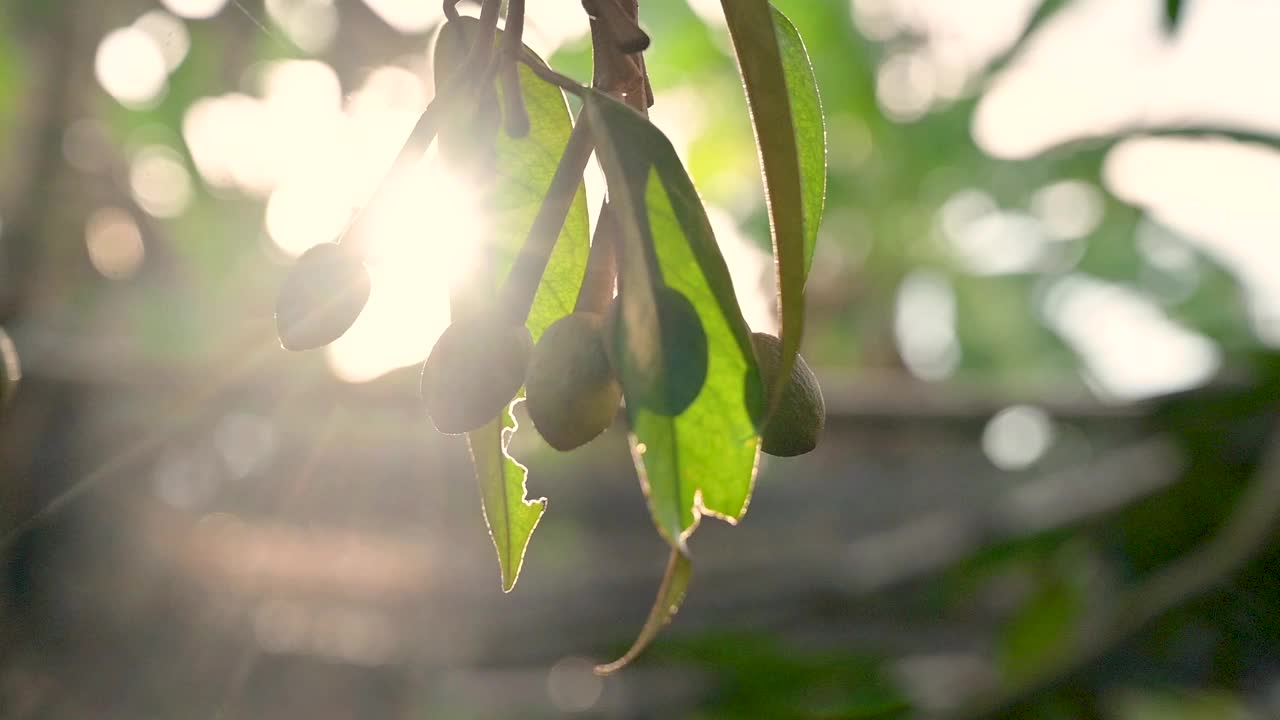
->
[573,0,652,317]
[575,203,619,314]
[499,0,530,138]
[338,0,505,256]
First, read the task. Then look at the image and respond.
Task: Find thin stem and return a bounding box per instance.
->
[575,201,619,314]
[518,57,589,97]
[499,0,529,137]
[469,0,502,69]
[497,113,596,324]
[443,0,461,22]
[335,98,445,248]
[338,1,507,252]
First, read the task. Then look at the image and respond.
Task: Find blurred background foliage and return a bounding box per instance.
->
[1,0,1280,718]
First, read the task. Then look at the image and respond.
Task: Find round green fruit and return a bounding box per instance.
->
[749,332,825,457]
[606,286,708,417]
[275,243,370,351]
[525,312,622,451]
[421,311,533,434]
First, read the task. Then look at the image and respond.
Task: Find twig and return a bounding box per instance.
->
[500,0,530,137]
[585,0,651,109]
[338,0,505,251]
[518,57,590,97]
[585,0,651,54]
[574,202,619,314]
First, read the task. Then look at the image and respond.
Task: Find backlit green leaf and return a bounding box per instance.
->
[587,91,762,546]
[434,18,588,591]
[465,407,546,593]
[719,2,825,415]
[587,91,762,670]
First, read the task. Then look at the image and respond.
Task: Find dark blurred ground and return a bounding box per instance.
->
[0,360,1154,718]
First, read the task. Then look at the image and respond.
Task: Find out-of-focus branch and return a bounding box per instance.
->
[940,424,1280,720]
[0,8,76,322]
[978,0,1071,85]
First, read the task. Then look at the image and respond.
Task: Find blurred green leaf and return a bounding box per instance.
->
[719,1,824,415]
[1164,0,1185,35]
[0,13,23,146]
[1000,573,1082,682]
[1114,688,1254,720]
[646,631,912,719]
[434,18,587,591]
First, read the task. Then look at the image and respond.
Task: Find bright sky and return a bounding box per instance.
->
[863,0,1279,398]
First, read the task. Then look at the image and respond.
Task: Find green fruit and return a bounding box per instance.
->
[526,312,622,451]
[421,311,533,434]
[275,243,370,351]
[606,286,708,416]
[0,327,20,407]
[750,332,824,457]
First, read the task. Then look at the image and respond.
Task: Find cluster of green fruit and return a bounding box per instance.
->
[275,243,824,457]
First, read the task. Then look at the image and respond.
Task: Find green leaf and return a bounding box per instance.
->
[587,92,763,546]
[586,91,762,671]
[1163,0,1185,35]
[433,18,588,591]
[999,572,1081,682]
[769,6,826,275]
[466,407,546,592]
[595,549,692,675]
[719,2,825,414]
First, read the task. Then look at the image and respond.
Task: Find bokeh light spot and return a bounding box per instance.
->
[134,10,190,71]
[547,657,604,713]
[1030,180,1103,240]
[130,145,194,218]
[361,0,445,33]
[982,405,1054,471]
[266,0,338,53]
[85,207,145,280]
[95,27,168,108]
[1041,274,1220,400]
[895,270,960,381]
[161,0,229,19]
[876,52,936,122]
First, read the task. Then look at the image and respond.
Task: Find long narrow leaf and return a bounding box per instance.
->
[466,407,546,592]
[434,18,589,590]
[587,91,761,545]
[586,91,762,670]
[595,549,692,675]
[719,2,825,416]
